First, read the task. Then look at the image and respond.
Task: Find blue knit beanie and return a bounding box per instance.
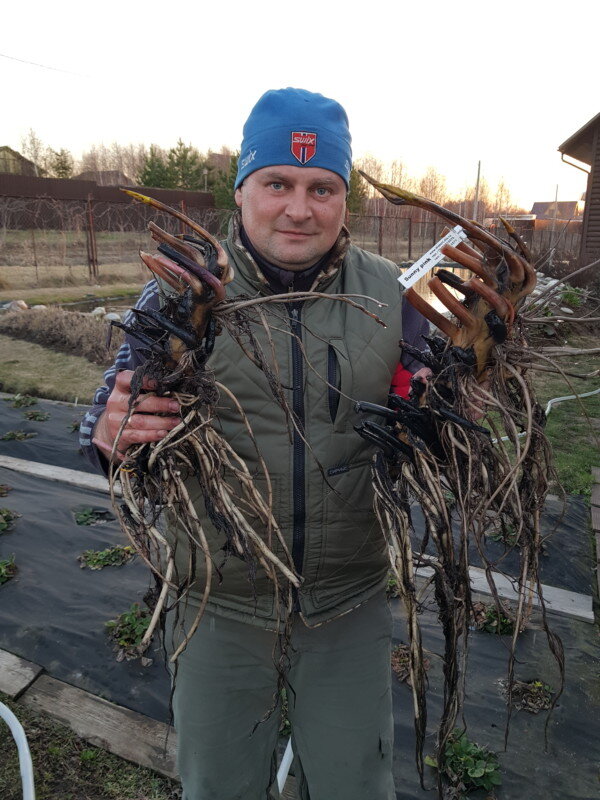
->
[235,88,352,189]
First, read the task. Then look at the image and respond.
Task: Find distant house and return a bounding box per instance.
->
[74,169,133,186]
[559,112,600,265]
[530,200,584,221]
[0,146,37,176]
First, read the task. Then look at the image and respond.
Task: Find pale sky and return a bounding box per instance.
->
[2,0,596,209]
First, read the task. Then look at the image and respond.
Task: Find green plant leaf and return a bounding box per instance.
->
[468,762,485,778]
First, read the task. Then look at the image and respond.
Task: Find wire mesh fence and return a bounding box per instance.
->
[0,196,233,289]
[0,195,583,293]
[347,214,450,264]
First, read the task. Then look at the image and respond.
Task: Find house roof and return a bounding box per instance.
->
[74,169,133,186]
[0,145,37,174]
[558,112,600,165]
[530,200,581,220]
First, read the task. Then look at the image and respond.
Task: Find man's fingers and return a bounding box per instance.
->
[114,370,158,391]
[131,395,180,415]
[114,370,135,391]
[116,428,173,447]
[108,411,180,433]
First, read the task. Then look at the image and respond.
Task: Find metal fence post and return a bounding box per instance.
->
[85,194,99,282]
[30,229,39,285]
[408,218,412,260]
[377,215,383,256]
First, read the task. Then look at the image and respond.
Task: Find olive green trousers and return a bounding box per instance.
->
[169,593,395,800]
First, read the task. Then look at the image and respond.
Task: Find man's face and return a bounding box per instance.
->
[234,165,347,271]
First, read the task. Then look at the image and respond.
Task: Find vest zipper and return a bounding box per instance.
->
[289,303,305,601]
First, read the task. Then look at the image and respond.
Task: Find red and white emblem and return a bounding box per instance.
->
[291,131,317,164]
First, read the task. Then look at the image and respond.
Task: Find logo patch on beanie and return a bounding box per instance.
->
[291,131,317,164]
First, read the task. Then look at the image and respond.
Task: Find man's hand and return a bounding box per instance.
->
[411,366,432,385]
[92,370,181,462]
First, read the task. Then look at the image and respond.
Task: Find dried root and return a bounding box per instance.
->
[357,174,568,795]
[109,191,387,667]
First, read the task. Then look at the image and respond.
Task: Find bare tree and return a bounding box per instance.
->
[354,154,386,190]
[418,166,447,205]
[493,178,512,217]
[389,159,416,192]
[20,129,48,176]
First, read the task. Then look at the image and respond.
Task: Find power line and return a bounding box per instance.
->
[0,51,88,78]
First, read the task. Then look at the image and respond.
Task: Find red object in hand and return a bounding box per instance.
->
[390,363,412,399]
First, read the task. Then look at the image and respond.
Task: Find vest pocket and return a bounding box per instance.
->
[327,344,341,423]
[327,338,351,432]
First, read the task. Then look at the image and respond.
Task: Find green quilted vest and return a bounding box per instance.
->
[168,225,405,628]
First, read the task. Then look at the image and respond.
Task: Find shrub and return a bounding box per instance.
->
[425,728,501,796]
[0,508,20,533]
[0,556,17,585]
[105,603,151,661]
[78,545,134,569]
[73,507,114,526]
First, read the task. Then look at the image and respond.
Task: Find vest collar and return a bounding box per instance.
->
[228,211,350,293]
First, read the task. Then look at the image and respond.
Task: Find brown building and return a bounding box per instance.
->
[74,169,133,186]
[0,146,37,176]
[559,113,600,265]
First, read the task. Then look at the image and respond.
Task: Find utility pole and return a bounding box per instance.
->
[548,184,559,270]
[473,161,481,222]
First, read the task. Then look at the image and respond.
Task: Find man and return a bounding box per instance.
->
[81,88,429,800]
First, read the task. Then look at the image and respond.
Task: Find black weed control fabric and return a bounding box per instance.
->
[0,395,96,473]
[390,602,600,799]
[0,467,171,722]
[409,493,593,594]
[0,394,598,798]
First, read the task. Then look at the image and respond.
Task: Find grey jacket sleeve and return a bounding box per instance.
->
[79,279,161,473]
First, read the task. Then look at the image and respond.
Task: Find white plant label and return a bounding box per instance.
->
[398,225,468,289]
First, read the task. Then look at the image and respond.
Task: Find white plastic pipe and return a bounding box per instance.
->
[277,737,294,793]
[544,387,600,415]
[0,701,35,800]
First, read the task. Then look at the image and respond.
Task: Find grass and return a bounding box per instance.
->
[0,257,146,290]
[0,692,180,800]
[0,334,105,403]
[530,336,600,499]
